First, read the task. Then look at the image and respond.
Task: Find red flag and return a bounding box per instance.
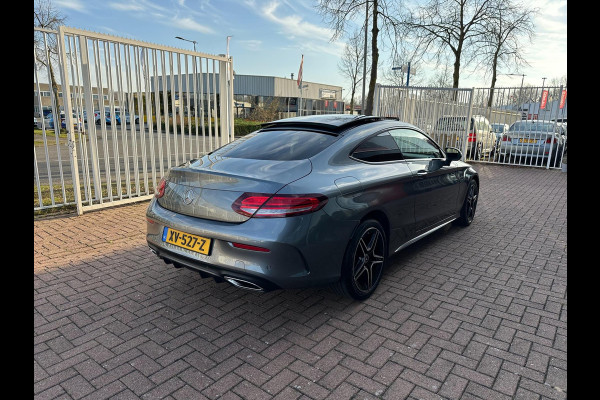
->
[559,90,567,109]
[297,55,303,89]
[540,90,549,109]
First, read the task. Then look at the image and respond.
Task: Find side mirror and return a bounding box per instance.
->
[445,147,462,163]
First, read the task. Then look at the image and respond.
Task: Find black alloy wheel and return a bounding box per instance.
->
[476,142,484,160]
[334,219,387,300]
[457,179,478,226]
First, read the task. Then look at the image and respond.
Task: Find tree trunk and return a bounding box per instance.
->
[452,51,461,89]
[365,0,379,116]
[487,53,499,107]
[48,61,62,129]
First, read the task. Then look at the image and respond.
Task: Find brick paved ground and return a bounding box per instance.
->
[34,163,567,400]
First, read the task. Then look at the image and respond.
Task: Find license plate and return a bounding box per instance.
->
[519,138,537,144]
[162,227,212,255]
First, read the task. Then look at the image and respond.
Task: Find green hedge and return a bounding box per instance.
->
[151,119,262,138]
[234,120,262,137]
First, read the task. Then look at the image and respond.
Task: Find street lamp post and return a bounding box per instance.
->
[175,36,197,52]
[504,73,526,111]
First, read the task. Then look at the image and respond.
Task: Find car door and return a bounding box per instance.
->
[349,131,417,252]
[389,128,463,235]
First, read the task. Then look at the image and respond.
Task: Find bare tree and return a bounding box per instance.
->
[401,0,494,91]
[480,0,537,107]
[34,0,67,118]
[426,63,454,88]
[549,75,567,88]
[317,0,402,115]
[338,30,370,114]
[546,76,567,106]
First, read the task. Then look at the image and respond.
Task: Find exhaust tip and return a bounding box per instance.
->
[224,276,264,292]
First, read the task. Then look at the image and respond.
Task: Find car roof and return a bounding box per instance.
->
[261,115,400,136]
[513,120,555,123]
[437,115,487,119]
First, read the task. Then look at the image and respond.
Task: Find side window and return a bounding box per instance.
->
[352,132,403,162]
[389,128,444,160]
[473,118,481,133]
[483,119,491,133]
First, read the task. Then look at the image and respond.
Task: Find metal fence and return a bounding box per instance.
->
[34,26,234,215]
[374,84,567,169]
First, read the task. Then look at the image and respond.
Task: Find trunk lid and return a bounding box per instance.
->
[508,130,554,145]
[157,155,313,222]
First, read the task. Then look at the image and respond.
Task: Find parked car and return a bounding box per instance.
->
[42,114,54,129]
[95,111,117,125]
[47,112,63,129]
[498,120,565,163]
[491,123,510,144]
[146,114,479,300]
[115,111,139,125]
[49,112,83,130]
[432,115,496,158]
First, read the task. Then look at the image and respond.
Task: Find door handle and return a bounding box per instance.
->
[416,170,428,176]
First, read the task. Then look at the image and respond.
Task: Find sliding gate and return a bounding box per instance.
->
[34,26,234,215]
[373,84,567,169]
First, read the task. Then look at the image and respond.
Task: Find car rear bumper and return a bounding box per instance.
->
[498,143,558,157]
[146,197,351,291]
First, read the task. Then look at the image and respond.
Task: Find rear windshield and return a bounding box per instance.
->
[435,117,472,131]
[510,122,556,132]
[217,129,337,161]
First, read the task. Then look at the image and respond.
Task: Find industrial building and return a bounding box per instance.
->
[34,74,345,119]
[150,73,345,118]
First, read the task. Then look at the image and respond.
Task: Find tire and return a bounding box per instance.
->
[457,179,479,226]
[95,119,100,125]
[489,144,496,160]
[332,219,387,300]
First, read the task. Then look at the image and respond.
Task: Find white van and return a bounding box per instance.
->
[432,115,497,157]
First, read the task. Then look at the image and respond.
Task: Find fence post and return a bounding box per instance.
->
[58,26,83,215]
[78,34,102,203]
[545,84,564,169]
[462,88,475,156]
[372,83,380,116]
[228,56,235,143]
[219,60,229,146]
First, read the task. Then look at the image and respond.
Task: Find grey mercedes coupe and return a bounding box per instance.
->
[146,115,479,300]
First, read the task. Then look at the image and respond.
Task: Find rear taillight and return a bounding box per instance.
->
[232,193,328,218]
[545,137,557,144]
[468,132,476,142]
[231,242,270,252]
[155,177,167,198]
[501,135,511,141]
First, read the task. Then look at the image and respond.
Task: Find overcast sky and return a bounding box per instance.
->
[53,0,567,98]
